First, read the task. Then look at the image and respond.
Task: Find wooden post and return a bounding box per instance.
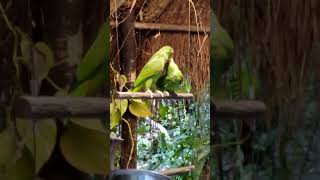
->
[211,102,224,180]
[118,8,138,169]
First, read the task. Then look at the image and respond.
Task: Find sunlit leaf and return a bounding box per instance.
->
[119,75,127,91]
[110,102,121,130]
[129,99,152,117]
[33,42,55,80]
[159,102,169,118]
[16,119,57,173]
[60,124,108,175]
[70,118,106,133]
[115,99,128,116]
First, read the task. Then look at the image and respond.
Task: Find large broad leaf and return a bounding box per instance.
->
[70,118,106,133]
[16,119,57,173]
[17,28,33,65]
[115,99,128,116]
[159,102,169,118]
[33,42,55,80]
[60,124,109,175]
[0,148,35,180]
[110,102,121,130]
[0,128,16,168]
[129,99,152,117]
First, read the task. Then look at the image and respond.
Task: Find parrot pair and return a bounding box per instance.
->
[132,45,184,96]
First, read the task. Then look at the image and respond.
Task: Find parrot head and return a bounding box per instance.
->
[158,45,174,62]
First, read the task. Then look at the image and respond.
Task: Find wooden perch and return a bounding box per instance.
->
[114,92,193,99]
[110,21,210,33]
[111,136,123,142]
[159,165,195,176]
[214,100,266,118]
[15,96,108,119]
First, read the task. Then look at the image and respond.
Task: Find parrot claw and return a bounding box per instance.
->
[163,91,170,96]
[145,89,154,98]
[155,90,164,98]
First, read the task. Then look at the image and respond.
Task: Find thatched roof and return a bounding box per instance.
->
[111,0,210,98]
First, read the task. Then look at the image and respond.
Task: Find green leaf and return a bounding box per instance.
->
[129,99,152,117]
[19,33,33,65]
[16,119,57,173]
[119,75,127,90]
[0,128,16,168]
[33,42,55,80]
[115,99,128,116]
[159,102,169,118]
[70,118,106,133]
[110,102,121,130]
[0,148,35,180]
[60,124,108,175]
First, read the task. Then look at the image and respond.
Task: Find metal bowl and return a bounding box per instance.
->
[110,169,171,180]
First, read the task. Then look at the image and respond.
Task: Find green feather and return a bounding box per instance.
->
[157,58,183,93]
[70,19,109,96]
[132,45,173,92]
[211,11,234,83]
[76,19,109,83]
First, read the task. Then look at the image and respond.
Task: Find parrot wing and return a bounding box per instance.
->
[133,46,173,92]
[70,19,109,95]
[211,11,234,82]
[76,19,109,84]
[157,59,183,92]
[133,54,166,90]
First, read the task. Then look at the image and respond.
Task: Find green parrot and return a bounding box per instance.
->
[156,58,183,93]
[132,45,174,94]
[211,10,234,84]
[69,19,109,96]
[211,11,234,98]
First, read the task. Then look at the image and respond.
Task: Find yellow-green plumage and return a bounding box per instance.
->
[70,19,109,96]
[211,11,234,83]
[157,59,183,93]
[132,46,173,92]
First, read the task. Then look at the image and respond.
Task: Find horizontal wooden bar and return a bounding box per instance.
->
[110,21,210,33]
[15,96,265,119]
[114,92,193,99]
[111,137,123,142]
[15,96,108,119]
[213,100,266,118]
[159,165,195,176]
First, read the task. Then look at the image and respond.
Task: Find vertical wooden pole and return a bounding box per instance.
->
[118,9,138,168]
[211,102,224,180]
